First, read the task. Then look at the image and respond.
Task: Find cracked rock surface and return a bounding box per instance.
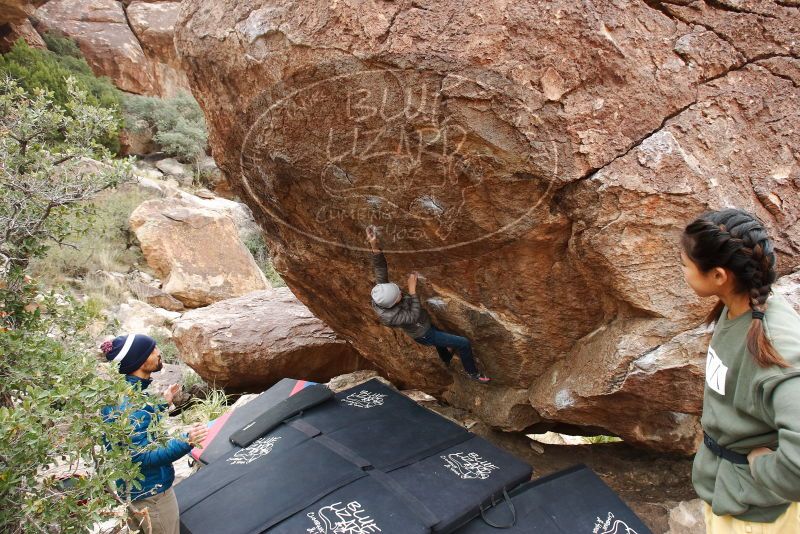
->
[33,0,189,96]
[174,0,800,453]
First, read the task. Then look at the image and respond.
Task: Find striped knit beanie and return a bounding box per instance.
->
[101,334,157,374]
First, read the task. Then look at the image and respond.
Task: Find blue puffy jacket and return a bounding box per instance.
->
[101,375,191,501]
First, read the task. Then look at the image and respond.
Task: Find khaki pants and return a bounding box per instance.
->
[704,502,800,534]
[126,487,180,534]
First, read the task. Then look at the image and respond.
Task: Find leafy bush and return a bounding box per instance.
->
[0,76,132,277]
[124,92,208,163]
[0,76,166,532]
[0,36,123,152]
[243,234,286,288]
[0,277,173,532]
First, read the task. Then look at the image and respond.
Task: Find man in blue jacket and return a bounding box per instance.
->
[101,333,207,534]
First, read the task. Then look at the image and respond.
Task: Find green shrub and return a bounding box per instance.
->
[0,278,172,532]
[584,435,623,444]
[41,31,83,59]
[243,234,286,287]
[0,76,132,277]
[178,387,228,426]
[0,37,123,152]
[0,73,175,532]
[124,92,207,163]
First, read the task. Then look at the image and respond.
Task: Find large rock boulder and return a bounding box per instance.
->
[0,0,46,51]
[174,0,800,452]
[34,0,156,94]
[126,1,190,97]
[32,0,189,96]
[129,196,269,308]
[172,288,367,390]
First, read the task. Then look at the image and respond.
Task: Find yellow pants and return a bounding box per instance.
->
[704,502,800,534]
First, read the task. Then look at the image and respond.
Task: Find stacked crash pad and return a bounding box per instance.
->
[176,378,652,534]
[189,378,317,464]
[176,378,532,533]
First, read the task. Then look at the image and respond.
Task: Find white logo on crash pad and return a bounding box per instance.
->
[305,500,381,534]
[441,451,499,480]
[341,390,387,409]
[594,512,639,534]
[705,346,727,396]
[227,436,281,465]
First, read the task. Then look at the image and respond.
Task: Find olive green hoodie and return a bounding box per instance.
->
[692,294,800,522]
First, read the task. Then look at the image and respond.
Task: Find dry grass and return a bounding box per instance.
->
[29,185,156,308]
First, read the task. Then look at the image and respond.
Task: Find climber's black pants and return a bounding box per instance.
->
[414,327,478,375]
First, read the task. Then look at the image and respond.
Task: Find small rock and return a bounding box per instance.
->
[402,390,437,403]
[114,298,181,338]
[666,499,705,534]
[127,278,185,312]
[195,188,216,199]
[540,66,566,101]
[327,371,391,393]
[155,157,192,185]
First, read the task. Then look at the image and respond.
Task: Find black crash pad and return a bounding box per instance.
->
[179,438,367,534]
[194,378,317,465]
[455,464,653,534]
[388,435,533,533]
[177,378,534,534]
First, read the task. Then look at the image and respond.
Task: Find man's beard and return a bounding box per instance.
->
[152,358,163,372]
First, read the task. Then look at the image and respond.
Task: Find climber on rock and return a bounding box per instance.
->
[366,226,491,383]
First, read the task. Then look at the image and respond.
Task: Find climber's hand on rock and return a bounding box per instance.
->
[408,272,418,295]
[366,226,379,251]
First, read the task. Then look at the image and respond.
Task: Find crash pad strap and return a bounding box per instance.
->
[286,419,321,438]
[287,419,372,468]
[229,385,333,448]
[316,435,372,469]
[479,488,517,529]
[367,469,439,528]
[383,431,474,472]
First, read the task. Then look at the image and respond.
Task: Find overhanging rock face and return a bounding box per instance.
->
[174,0,800,453]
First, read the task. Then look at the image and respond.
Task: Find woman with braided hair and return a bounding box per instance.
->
[681,208,800,533]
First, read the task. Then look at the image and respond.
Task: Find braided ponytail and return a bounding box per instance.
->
[682,208,789,368]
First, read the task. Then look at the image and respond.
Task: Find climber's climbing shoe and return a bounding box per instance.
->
[468,372,491,384]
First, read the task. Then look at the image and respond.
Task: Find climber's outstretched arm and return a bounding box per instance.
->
[366,226,389,284]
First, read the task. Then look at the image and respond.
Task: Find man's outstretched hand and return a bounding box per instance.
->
[185,423,209,448]
[162,383,180,405]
